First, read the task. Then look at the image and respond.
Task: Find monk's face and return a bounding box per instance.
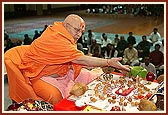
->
[68,22,85,42]
[63,14,85,43]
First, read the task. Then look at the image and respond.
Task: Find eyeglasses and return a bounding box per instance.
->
[67,23,84,34]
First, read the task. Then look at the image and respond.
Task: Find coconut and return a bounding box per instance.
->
[138,99,157,111]
[70,82,88,96]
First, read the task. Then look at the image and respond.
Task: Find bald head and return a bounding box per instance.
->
[64,14,85,26]
[63,14,85,42]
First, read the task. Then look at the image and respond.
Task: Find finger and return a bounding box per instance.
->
[123,66,130,72]
[124,65,131,69]
[117,63,130,72]
[116,57,123,61]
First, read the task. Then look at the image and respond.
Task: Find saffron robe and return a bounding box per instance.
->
[19,22,84,83]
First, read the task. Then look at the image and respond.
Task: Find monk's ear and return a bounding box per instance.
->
[63,22,70,31]
[63,22,67,27]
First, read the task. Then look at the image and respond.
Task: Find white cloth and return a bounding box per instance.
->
[104,50,118,59]
[101,39,112,48]
[149,32,161,44]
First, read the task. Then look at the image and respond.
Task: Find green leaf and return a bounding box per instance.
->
[130,68,139,78]
[130,66,148,78]
[138,69,148,78]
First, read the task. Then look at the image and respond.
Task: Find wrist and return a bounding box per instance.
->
[106,59,110,66]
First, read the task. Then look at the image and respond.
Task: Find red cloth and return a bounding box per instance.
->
[53,98,86,111]
[149,50,164,67]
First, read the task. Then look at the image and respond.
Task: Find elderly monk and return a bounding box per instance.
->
[17,14,130,105]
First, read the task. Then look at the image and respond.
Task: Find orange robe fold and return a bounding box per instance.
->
[19,22,84,83]
[4,45,43,102]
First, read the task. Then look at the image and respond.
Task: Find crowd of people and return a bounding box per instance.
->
[4,26,164,79]
[86,4,163,17]
[77,28,164,78]
[4,20,164,79]
[4,24,48,53]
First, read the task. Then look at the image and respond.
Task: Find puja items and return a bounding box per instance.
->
[7,98,53,111]
[148,81,164,110]
[101,66,114,80]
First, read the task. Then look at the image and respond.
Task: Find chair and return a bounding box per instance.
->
[4,45,43,103]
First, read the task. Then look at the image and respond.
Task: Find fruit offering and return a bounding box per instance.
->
[146,71,155,82]
[70,82,88,96]
[138,99,157,111]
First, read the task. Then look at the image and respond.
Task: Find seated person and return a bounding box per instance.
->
[101,33,111,48]
[4,38,16,52]
[122,44,139,66]
[113,34,119,48]
[15,14,130,105]
[140,56,156,78]
[101,33,111,56]
[87,32,93,48]
[33,30,41,41]
[88,39,101,56]
[116,36,128,57]
[149,28,161,44]
[149,44,164,76]
[149,44,164,68]
[104,43,118,59]
[77,42,84,52]
[159,39,164,54]
[127,32,136,46]
[23,34,33,45]
[136,35,152,59]
[92,47,103,58]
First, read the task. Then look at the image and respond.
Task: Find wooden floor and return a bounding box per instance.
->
[4,11,164,38]
[94,16,164,37]
[80,13,164,37]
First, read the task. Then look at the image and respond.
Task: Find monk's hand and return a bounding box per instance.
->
[108,57,130,72]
